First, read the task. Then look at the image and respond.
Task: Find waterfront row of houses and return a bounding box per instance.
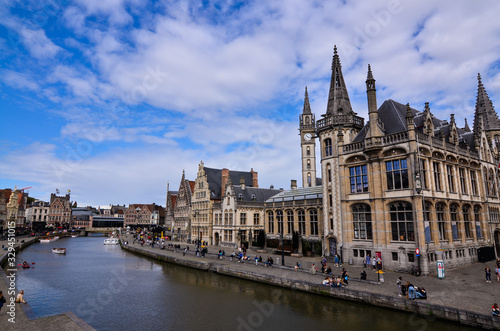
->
[165,46,500,275]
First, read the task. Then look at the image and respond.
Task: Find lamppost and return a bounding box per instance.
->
[280,228,285,266]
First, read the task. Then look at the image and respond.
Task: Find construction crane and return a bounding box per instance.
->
[19,186,32,192]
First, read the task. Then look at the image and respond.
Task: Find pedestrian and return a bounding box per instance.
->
[496,265,500,282]
[363,257,367,269]
[255,256,259,265]
[341,268,348,285]
[0,291,6,312]
[493,303,500,316]
[15,290,27,303]
[372,257,376,270]
[407,282,415,300]
[310,263,317,275]
[486,266,492,283]
[397,277,403,296]
[334,254,339,267]
[366,254,371,268]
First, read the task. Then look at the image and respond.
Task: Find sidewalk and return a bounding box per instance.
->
[0,238,95,331]
[126,235,500,317]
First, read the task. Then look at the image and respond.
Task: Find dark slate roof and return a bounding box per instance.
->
[30,201,50,207]
[266,185,323,202]
[204,167,254,200]
[232,186,282,203]
[72,208,95,216]
[353,99,472,147]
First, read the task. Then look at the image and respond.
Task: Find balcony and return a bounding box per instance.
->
[317,114,364,131]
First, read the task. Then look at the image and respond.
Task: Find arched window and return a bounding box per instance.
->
[276,210,283,234]
[307,159,311,169]
[450,203,459,240]
[306,146,310,156]
[436,203,446,240]
[324,138,332,157]
[309,209,318,235]
[287,210,294,234]
[267,211,274,234]
[463,205,472,239]
[389,202,414,241]
[352,204,372,240]
[424,202,432,242]
[474,205,482,238]
[298,210,306,235]
[307,173,311,187]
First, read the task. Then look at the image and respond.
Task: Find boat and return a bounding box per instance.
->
[71,234,79,238]
[40,236,60,243]
[103,237,120,245]
[52,248,66,254]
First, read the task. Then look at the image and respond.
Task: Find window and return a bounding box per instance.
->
[324,138,332,157]
[225,212,229,225]
[306,146,310,156]
[229,213,233,225]
[419,158,427,189]
[360,250,365,257]
[253,213,259,225]
[277,210,283,234]
[459,168,467,194]
[298,210,306,235]
[309,209,318,235]
[328,192,332,208]
[408,253,415,263]
[328,164,332,182]
[267,211,274,234]
[474,205,482,239]
[433,162,442,191]
[307,159,311,169]
[450,204,460,240]
[307,173,311,187]
[390,202,414,241]
[386,159,409,190]
[447,165,455,193]
[463,205,472,239]
[392,252,398,261]
[287,211,294,234]
[350,165,368,193]
[352,204,372,240]
[240,213,246,225]
[470,170,478,195]
[353,249,358,257]
[424,202,432,242]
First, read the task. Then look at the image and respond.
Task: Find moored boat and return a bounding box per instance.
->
[103,238,120,245]
[52,248,66,254]
[71,234,79,238]
[40,236,60,243]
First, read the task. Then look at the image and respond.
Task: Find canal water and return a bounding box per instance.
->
[9,236,477,331]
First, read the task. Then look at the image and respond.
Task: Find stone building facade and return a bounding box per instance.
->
[307,46,499,275]
[49,193,72,227]
[166,171,195,241]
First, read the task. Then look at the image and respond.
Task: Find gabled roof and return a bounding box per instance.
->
[232,186,282,203]
[204,167,254,200]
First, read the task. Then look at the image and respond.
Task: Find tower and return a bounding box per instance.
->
[299,87,317,187]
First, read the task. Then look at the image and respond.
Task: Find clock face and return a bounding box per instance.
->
[304,133,312,141]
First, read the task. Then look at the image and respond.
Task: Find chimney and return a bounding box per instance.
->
[221,168,229,193]
[291,180,297,190]
[251,168,259,188]
[270,185,274,189]
[240,177,245,190]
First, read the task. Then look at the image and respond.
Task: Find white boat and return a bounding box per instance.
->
[40,236,60,243]
[52,248,66,254]
[71,235,79,238]
[104,238,120,245]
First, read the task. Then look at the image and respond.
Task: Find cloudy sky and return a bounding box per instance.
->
[1,0,500,207]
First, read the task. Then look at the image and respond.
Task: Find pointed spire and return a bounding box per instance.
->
[406,103,414,128]
[473,73,500,133]
[303,86,311,114]
[367,64,374,81]
[464,118,471,132]
[326,45,353,115]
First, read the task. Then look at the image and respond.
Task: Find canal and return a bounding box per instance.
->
[9,236,477,331]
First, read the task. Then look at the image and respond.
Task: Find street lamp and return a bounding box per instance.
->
[281,229,285,266]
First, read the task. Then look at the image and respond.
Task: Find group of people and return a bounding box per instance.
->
[396,277,426,300]
[322,276,345,287]
[485,259,500,283]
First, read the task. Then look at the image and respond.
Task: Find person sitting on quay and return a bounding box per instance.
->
[15,290,27,304]
[341,268,348,285]
[333,277,343,287]
[492,303,500,316]
[360,270,367,280]
[322,277,330,286]
[255,255,259,265]
[325,265,332,274]
[294,262,301,271]
[310,263,317,275]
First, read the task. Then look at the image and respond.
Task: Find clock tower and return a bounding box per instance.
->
[299,87,317,187]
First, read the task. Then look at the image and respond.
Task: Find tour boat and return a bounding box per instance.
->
[40,236,60,243]
[103,238,120,245]
[52,248,67,254]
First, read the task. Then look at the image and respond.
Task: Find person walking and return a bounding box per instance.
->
[496,265,500,282]
[486,266,492,283]
[407,282,415,300]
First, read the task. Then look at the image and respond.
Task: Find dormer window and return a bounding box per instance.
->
[251,194,256,201]
[238,193,243,201]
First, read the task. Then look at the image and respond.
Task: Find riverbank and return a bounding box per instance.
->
[121,235,500,330]
[0,237,95,331]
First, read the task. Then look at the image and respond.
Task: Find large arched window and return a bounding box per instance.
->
[463,205,472,239]
[436,203,446,241]
[309,209,318,235]
[424,202,432,242]
[267,211,274,234]
[450,203,459,240]
[352,204,372,240]
[276,210,283,234]
[389,202,414,241]
[324,138,332,157]
[474,205,482,239]
[298,210,306,235]
[287,210,294,234]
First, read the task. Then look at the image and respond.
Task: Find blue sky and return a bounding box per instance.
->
[1,0,500,207]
